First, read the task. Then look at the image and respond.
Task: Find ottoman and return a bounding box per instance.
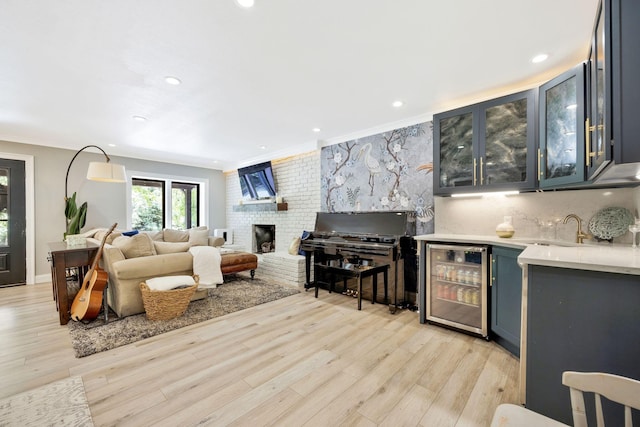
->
[220,251,258,278]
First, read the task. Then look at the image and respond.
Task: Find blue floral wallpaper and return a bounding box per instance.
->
[320,121,434,235]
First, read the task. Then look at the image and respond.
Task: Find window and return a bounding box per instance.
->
[129,173,207,231]
[131,178,165,231]
[171,181,199,229]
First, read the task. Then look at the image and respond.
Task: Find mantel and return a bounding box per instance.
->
[232,202,288,212]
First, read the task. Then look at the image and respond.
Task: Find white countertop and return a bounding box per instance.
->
[415,233,640,276]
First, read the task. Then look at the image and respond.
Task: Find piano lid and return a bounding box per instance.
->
[313,211,415,237]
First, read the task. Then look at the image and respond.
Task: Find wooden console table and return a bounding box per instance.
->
[48,241,99,325]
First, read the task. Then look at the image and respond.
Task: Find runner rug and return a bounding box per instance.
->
[0,376,93,426]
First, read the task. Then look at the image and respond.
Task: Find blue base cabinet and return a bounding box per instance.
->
[525,265,640,425]
[490,246,523,357]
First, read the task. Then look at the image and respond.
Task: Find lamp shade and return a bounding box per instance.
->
[86,161,126,182]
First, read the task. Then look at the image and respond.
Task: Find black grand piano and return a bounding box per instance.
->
[300,211,417,312]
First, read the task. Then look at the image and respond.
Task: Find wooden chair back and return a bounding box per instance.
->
[562,371,640,427]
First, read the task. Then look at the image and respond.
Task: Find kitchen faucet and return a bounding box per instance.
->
[563,214,590,244]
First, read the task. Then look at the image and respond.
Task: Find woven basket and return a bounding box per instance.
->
[139,277,199,321]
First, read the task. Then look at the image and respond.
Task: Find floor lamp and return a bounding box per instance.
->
[64,145,126,236]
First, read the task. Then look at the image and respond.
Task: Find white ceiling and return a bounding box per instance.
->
[0,0,599,171]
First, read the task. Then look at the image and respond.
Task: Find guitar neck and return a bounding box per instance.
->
[89,223,118,272]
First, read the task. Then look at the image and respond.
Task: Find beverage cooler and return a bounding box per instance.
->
[424,243,488,337]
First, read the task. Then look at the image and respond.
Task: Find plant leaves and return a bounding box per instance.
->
[78,202,87,229]
[65,192,77,219]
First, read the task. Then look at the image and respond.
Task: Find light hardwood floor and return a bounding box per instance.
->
[0,280,520,426]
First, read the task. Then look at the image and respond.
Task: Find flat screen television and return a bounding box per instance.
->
[238,161,277,200]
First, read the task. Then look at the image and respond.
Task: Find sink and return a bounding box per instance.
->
[509,238,578,247]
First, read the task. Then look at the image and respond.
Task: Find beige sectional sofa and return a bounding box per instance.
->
[87,227,257,318]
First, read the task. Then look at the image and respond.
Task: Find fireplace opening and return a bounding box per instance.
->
[252,224,275,253]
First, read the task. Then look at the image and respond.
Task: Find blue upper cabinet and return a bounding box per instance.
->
[538,64,587,188]
[433,104,477,193]
[587,0,640,181]
[434,90,537,195]
[586,0,609,179]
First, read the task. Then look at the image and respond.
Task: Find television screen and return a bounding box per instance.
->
[238,161,277,200]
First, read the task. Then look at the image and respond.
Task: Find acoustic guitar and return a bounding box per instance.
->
[70,223,117,321]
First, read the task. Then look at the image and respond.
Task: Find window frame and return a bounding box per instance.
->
[126,170,208,230]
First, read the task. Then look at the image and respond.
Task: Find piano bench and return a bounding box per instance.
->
[314,263,389,310]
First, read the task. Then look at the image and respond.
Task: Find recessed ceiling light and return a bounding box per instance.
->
[132,115,147,122]
[259,145,267,150]
[236,0,255,8]
[312,128,321,133]
[164,76,182,85]
[531,53,548,63]
[392,100,404,108]
[108,144,116,147]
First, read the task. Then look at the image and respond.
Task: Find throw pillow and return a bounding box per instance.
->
[298,230,311,256]
[147,230,164,241]
[163,228,189,242]
[189,227,209,246]
[94,229,122,244]
[153,241,191,255]
[288,237,301,255]
[112,233,157,259]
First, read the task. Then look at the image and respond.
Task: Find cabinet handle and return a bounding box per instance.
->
[537,148,543,178]
[480,157,484,185]
[585,117,599,166]
[473,158,477,186]
[585,118,591,167]
[490,255,494,287]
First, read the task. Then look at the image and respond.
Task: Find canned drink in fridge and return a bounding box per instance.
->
[472,289,480,306]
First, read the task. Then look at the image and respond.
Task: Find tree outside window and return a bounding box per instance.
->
[171,182,199,229]
[131,177,201,231]
[131,178,164,231]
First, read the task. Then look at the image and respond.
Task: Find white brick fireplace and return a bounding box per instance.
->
[225,151,321,286]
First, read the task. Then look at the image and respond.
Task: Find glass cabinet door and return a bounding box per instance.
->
[539,64,586,188]
[434,107,476,193]
[587,2,609,179]
[479,90,535,189]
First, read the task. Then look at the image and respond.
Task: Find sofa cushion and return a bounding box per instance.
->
[163,228,189,242]
[111,252,193,280]
[208,236,225,247]
[153,241,191,254]
[112,233,157,259]
[189,228,209,246]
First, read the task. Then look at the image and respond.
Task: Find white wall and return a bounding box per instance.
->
[225,151,321,252]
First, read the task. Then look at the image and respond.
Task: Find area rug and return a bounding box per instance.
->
[68,276,299,358]
[0,376,93,426]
